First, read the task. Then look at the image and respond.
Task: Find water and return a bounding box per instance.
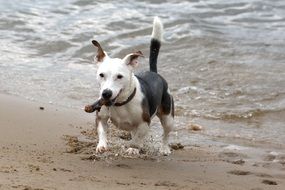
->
[0,0,285,153]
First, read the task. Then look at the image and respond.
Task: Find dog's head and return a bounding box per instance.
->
[92,40,143,105]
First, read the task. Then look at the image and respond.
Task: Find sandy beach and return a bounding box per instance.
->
[0,94,284,190]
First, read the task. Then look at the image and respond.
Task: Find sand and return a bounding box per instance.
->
[0,94,284,190]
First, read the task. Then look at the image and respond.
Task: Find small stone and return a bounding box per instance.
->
[189,124,203,131]
[231,159,245,165]
[262,179,277,185]
[170,143,184,150]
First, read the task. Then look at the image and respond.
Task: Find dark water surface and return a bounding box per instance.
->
[0,0,285,154]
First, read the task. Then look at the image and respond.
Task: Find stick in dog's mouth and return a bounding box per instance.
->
[84,89,123,113]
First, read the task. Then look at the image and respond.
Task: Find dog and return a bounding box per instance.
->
[90,17,174,155]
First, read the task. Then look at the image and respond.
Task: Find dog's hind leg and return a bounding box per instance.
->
[158,114,173,155]
[157,94,174,155]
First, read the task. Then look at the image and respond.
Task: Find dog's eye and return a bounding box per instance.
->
[99,73,104,78]
[117,74,123,79]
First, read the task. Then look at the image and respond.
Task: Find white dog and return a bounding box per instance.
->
[88,17,174,155]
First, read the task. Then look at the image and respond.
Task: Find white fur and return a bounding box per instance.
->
[96,55,135,101]
[96,121,108,153]
[95,76,147,153]
[151,16,163,41]
[97,77,145,131]
[158,114,173,155]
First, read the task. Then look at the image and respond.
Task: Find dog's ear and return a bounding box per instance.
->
[122,51,144,68]
[92,40,106,63]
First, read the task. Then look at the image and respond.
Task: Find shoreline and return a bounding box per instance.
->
[0,94,284,190]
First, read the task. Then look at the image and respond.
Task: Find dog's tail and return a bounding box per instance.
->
[149,17,163,73]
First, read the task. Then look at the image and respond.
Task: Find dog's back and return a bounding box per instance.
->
[135,17,174,121]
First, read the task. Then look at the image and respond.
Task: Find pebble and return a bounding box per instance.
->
[189,124,203,131]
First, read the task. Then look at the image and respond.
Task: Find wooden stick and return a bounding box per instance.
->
[84,98,105,113]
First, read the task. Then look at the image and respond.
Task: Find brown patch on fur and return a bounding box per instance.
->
[141,98,150,125]
[161,106,170,115]
[156,106,164,117]
[142,111,150,125]
[159,94,173,116]
[92,40,105,62]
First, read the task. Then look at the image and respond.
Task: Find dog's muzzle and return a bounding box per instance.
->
[101,89,122,107]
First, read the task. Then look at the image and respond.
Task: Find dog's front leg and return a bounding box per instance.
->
[95,111,109,153]
[96,120,108,153]
[126,122,148,155]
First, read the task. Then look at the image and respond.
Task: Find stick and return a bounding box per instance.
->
[84,98,105,113]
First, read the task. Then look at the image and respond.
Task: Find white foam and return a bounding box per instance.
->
[224,144,247,151]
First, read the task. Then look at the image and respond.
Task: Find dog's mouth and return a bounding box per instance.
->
[104,89,122,107]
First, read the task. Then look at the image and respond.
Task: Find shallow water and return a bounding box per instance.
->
[0,0,285,151]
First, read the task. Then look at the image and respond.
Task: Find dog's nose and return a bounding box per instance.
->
[102,89,113,100]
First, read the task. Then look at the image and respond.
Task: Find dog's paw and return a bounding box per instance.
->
[126,147,140,155]
[96,142,108,153]
[160,145,171,156]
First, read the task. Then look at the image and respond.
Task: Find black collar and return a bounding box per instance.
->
[114,88,136,107]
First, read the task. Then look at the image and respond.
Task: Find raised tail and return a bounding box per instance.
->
[149,17,163,73]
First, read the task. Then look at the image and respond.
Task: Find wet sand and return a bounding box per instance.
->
[0,94,284,190]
